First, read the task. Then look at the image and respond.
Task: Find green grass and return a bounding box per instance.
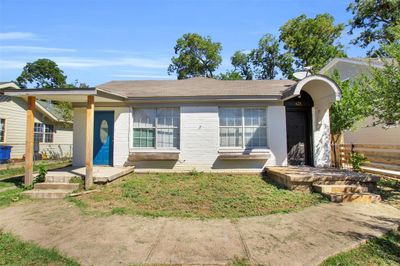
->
[0,231,79,266]
[229,257,251,266]
[0,160,71,180]
[71,173,326,219]
[378,177,400,209]
[0,187,28,208]
[321,230,400,266]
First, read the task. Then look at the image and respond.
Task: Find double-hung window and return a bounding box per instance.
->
[219,107,267,149]
[0,119,5,143]
[133,108,180,149]
[44,124,54,143]
[34,123,43,143]
[34,123,54,143]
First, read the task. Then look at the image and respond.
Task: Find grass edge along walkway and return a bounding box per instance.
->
[320,229,400,266]
[0,231,79,266]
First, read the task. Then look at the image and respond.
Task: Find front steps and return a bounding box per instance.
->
[266,167,382,203]
[313,184,381,203]
[23,179,80,199]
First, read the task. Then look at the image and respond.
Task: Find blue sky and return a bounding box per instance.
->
[0,0,365,86]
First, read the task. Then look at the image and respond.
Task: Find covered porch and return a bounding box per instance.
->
[4,87,127,189]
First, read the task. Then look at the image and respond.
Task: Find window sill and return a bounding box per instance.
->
[129,150,180,161]
[218,149,271,160]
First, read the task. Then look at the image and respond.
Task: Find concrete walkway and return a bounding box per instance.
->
[0,201,399,266]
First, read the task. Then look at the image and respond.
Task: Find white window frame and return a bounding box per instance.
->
[34,122,54,143]
[44,124,54,143]
[218,107,268,150]
[131,107,180,150]
[0,118,6,143]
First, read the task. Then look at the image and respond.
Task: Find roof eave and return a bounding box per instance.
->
[127,95,282,103]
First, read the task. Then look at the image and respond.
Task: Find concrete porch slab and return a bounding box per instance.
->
[265,166,380,192]
[43,166,134,183]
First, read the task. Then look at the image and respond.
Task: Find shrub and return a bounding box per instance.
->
[349,152,367,172]
[34,163,47,184]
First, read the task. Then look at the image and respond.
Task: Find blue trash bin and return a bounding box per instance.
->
[0,146,12,163]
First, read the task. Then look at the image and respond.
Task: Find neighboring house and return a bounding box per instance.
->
[5,75,340,172]
[320,58,400,145]
[0,82,73,160]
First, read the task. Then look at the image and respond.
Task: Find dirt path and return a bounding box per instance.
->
[0,201,399,266]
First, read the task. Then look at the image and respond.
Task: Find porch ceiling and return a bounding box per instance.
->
[3,88,126,103]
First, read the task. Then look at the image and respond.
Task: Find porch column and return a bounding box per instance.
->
[85,95,94,189]
[25,96,36,186]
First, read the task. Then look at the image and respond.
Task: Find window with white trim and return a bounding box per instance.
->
[34,123,54,143]
[132,108,180,149]
[44,124,54,143]
[219,107,267,148]
[0,119,5,143]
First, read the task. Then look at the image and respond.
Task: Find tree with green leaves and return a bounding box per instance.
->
[280,13,346,72]
[216,70,243,80]
[347,0,400,54]
[250,34,294,79]
[329,71,372,144]
[231,51,253,80]
[168,33,222,79]
[16,59,89,122]
[359,26,400,126]
[16,58,67,88]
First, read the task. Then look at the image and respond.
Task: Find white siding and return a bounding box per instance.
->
[323,60,400,145]
[0,95,72,159]
[343,117,400,145]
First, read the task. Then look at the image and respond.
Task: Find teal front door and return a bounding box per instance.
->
[93,111,114,165]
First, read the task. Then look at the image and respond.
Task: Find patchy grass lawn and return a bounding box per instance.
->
[0,231,79,266]
[0,187,27,208]
[70,173,326,219]
[0,176,28,208]
[0,160,71,180]
[378,177,400,209]
[321,230,400,266]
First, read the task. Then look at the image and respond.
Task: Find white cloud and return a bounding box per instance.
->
[0,32,38,40]
[0,59,26,69]
[0,45,76,53]
[53,57,169,69]
[0,56,169,70]
[112,74,173,79]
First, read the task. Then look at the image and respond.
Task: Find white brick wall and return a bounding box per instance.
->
[133,105,288,172]
[72,108,86,166]
[72,107,130,167]
[73,105,289,171]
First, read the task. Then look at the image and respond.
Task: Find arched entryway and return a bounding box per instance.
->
[284,91,314,166]
[282,75,341,167]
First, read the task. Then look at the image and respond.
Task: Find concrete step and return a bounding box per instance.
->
[313,184,369,194]
[23,189,73,199]
[45,175,78,183]
[324,192,382,203]
[34,182,79,190]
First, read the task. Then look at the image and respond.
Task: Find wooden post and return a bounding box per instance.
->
[25,96,36,186]
[85,95,94,189]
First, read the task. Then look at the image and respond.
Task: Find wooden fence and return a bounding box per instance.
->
[331,143,400,178]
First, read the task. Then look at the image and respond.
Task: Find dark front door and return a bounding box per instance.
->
[285,91,313,166]
[93,111,114,165]
[286,111,311,165]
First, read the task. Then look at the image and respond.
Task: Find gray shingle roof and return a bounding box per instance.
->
[97,77,296,99]
[36,100,65,121]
